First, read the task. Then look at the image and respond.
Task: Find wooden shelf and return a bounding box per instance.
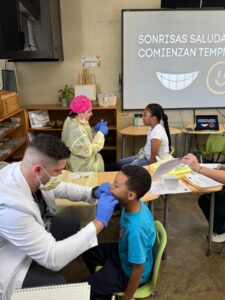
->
[28,127,63,132]
[0,108,24,122]
[0,137,27,161]
[103,146,117,150]
[0,124,22,139]
[0,109,27,162]
[25,105,118,163]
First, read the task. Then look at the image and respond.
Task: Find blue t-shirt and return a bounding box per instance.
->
[119,201,156,284]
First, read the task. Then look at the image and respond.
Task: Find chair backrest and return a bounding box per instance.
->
[150,220,167,290]
[133,220,167,297]
[206,134,225,154]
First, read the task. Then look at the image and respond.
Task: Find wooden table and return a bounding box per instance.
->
[119,125,182,158]
[96,171,159,206]
[182,123,225,155]
[58,169,222,257]
[57,170,160,219]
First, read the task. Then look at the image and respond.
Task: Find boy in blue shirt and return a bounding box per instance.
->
[83,165,156,300]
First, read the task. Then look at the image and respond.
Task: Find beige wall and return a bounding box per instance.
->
[15,0,225,157]
[16,0,160,106]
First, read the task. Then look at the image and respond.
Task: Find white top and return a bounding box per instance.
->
[143,124,169,160]
[0,163,98,300]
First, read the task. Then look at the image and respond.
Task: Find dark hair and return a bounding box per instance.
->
[28,133,71,160]
[121,165,151,199]
[146,103,171,152]
[68,110,78,118]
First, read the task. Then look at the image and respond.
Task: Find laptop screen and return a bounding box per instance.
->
[195,115,219,131]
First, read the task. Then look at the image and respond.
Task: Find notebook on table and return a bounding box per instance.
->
[182,173,222,190]
[195,115,219,131]
[11,283,90,300]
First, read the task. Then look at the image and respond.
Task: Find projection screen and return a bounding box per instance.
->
[122,9,225,110]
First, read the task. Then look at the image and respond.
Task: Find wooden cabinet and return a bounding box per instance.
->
[25,105,118,164]
[0,109,27,161]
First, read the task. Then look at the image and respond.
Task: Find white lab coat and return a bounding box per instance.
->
[0,162,98,300]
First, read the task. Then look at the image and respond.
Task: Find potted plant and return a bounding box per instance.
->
[58,84,75,107]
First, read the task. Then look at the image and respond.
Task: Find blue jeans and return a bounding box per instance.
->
[119,155,149,167]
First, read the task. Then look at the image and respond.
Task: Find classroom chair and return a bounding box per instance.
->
[96,220,167,299]
[198,134,225,163]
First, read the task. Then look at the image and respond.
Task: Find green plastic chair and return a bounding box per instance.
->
[198,134,225,163]
[96,220,167,299]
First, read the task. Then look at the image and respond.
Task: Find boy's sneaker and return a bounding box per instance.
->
[212,232,225,243]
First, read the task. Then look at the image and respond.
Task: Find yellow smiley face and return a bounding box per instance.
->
[206,61,225,95]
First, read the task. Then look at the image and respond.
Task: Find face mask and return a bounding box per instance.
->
[37,166,61,191]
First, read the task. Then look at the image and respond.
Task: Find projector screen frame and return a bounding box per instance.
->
[121,8,225,111]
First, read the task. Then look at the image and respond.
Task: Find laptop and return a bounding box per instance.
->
[195,115,219,131]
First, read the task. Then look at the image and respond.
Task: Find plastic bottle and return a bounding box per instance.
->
[134,114,138,126]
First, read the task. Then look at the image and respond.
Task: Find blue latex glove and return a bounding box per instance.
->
[94,121,102,132]
[95,193,119,227]
[98,122,109,136]
[94,182,111,199]
[94,121,108,132]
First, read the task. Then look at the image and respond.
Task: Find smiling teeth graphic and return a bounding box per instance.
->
[156,71,199,91]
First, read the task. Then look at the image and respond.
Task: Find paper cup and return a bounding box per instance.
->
[163,176,179,189]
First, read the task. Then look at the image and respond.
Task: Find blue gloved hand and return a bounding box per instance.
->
[95,193,119,227]
[98,121,108,136]
[94,121,103,132]
[94,121,108,132]
[94,182,111,199]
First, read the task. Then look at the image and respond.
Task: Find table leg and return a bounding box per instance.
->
[208,192,215,257]
[122,135,125,158]
[163,194,169,260]
[174,135,177,157]
[194,134,200,153]
[183,133,191,156]
[183,134,187,156]
[149,201,154,218]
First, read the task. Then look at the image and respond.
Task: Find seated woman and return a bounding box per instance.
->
[119,103,172,167]
[181,153,225,243]
[62,95,108,172]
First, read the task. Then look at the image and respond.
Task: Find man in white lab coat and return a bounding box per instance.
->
[0,134,117,300]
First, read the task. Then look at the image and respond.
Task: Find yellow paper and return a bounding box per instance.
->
[150,162,192,176]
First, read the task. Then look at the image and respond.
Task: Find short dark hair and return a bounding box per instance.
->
[28,133,71,161]
[121,165,151,199]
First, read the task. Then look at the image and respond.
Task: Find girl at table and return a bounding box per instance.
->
[181,153,225,243]
[62,95,108,172]
[119,103,172,167]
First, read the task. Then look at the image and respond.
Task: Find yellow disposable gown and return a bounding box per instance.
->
[62,117,105,172]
